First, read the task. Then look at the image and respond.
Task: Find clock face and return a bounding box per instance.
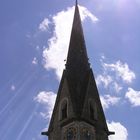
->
[64,127,77,140]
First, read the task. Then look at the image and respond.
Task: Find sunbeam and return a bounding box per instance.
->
[16,105,38,140]
[0,70,37,116]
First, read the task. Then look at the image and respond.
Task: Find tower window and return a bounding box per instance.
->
[90,104,94,120]
[60,99,68,120]
[89,101,97,121]
[62,103,67,119]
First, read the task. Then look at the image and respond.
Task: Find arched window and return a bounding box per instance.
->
[62,103,67,119]
[80,128,94,140]
[67,127,76,140]
[90,104,95,120]
[83,129,91,140]
[63,127,77,140]
[60,99,68,120]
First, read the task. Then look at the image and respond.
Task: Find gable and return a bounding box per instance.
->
[47,70,74,134]
[82,69,109,133]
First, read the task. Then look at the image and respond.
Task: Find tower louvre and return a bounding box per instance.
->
[42,1,115,139]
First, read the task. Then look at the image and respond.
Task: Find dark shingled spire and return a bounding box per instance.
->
[66,2,89,72]
[65,1,90,117]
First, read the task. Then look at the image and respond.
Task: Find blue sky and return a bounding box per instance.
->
[0,0,140,140]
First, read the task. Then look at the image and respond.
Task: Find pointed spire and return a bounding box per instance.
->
[76,0,78,6]
[66,1,90,74]
[65,1,90,116]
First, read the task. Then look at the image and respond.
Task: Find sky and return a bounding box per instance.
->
[0,0,140,140]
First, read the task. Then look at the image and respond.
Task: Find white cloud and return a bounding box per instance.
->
[39,18,50,32]
[42,5,98,80]
[100,95,120,110]
[10,85,16,91]
[125,88,140,106]
[97,58,135,94]
[96,74,113,88]
[32,57,38,65]
[96,74,123,107]
[34,91,56,119]
[96,74,122,93]
[103,60,135,84]
[113,82,123,93]
[108,121,128,140]
[100,54,106,60]
[79,6,98,22]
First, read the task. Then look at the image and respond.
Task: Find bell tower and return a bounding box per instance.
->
[42,1,115,139]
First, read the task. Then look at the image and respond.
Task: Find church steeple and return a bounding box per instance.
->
[42,1,114,139]
[65,1,91,117]
[66,1,90,73]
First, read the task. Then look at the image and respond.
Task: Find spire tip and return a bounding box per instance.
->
[76,0,78,6]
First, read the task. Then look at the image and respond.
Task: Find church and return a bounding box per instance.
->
[42,1,115,139]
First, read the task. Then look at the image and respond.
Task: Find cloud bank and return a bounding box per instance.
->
[101,95,120,110]
[96,56,136,109]
[103,60,135,84]
[34,91,56,119]
[108,121,128,140]
[125,88,140,106]
[96,57,135,94]
[39,18,50,32]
